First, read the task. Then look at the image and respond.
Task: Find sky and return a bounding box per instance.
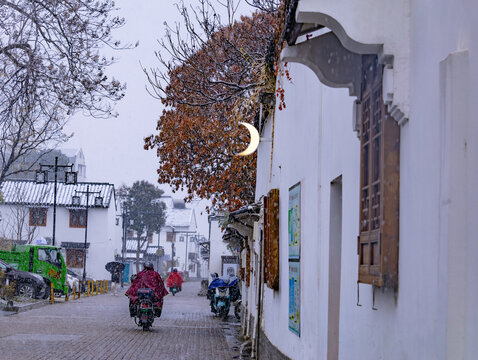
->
[63,1,252,236]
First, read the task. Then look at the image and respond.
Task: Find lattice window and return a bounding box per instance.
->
[29,208,47,227]
[358,55,400,288]
[69,210,87,228]
[66,249,84,268]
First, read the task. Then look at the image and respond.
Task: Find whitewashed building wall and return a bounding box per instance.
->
[248,0,478,359]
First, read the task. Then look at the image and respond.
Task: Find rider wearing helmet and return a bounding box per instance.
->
[126,261,168,317]
[166,268,184,292]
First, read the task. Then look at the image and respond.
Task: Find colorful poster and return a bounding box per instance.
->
[288,183,301,259]
[288,261,300,336]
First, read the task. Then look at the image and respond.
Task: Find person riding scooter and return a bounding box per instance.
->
[166,268,184,293]
[126,262,168,317]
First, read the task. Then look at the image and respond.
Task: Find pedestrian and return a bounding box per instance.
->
[111,266,120,296]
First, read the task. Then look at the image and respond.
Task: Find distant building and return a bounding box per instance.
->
[59,148,87,182]
[207,213,237,278]
[0,180,120,280]
[156,196,198,278]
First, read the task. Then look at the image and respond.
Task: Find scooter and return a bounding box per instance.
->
[208,276,240,320]
[133,288,160,331]
[170,284,180,296]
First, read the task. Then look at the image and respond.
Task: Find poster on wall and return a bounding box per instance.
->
[288,261,300,336]
[221,256,239,277]
[222,263,238,277]
[288,183,301,259]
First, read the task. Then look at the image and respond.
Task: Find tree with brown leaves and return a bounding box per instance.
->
[144,0,287,211]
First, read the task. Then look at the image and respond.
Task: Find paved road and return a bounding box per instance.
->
[0,281,241,359]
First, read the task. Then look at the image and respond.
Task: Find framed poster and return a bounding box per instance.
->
[288,183,301,259]
[288,261,300,336]
[221,255,239,277]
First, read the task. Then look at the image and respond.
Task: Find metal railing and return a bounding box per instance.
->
[49,280,109,303]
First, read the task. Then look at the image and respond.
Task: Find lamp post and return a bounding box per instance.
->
[36,156,77,246]
[72,184,102,283]
[171,227,175,272]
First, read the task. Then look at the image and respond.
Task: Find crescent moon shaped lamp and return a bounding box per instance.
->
[237,122,260,156]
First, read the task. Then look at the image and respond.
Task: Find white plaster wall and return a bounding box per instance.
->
[256,62,327,359]
[257,1,478,359]
[208,220,232,276]
[296,0,411,120]
[158,227,200,274]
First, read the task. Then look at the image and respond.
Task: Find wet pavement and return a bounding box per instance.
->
[0,281,242,359]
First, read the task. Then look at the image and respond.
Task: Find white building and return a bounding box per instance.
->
[234,1,478,359]
[60,148,87,182]
[0,180,120,280]
[207,213,237,278]
[156,196,199,278]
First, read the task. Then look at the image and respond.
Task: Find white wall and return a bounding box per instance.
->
[208,219,231,276]
[255,1,478,359]
[158,227,199,275]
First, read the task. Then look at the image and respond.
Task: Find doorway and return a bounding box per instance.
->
[327,176,343,360]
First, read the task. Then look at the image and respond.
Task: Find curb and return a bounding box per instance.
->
[1,299,50,315]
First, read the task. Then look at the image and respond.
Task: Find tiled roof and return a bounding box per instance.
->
[125,239,152,252]
[165,207,194,228]
[0,180,114,208]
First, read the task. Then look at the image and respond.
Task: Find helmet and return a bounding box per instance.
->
[144,261,154,270]
[173,268,178,273]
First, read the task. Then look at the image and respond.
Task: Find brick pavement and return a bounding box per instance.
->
[0,281,241,360]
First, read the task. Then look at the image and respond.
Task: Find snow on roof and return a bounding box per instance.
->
[165,207,194,228]
[0,180,114,208]
[159,195,195,229]
[126,239,149,252]
[60,148,79,158]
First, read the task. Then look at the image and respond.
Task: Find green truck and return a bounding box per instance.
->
[0,245,68,295]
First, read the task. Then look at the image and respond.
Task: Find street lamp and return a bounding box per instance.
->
[35,156,77,246]
[72,184,102,283]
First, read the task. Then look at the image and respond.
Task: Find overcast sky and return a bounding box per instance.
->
[64,1,251,236]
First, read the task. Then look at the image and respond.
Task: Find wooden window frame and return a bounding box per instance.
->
[29,207,47,227]
[358,55,400,289]
[66,248,85,268]
[69,209,87,228]
[264,188,280,290]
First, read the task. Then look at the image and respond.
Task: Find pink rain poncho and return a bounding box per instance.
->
[126,269,168,306]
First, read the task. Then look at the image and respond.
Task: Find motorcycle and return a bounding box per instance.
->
[170,284,180,296]
[132,288,160,331]
[208,276,240,320]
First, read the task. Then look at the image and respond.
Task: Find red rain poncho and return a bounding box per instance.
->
[126,269,168,305]
[166,272,184,288]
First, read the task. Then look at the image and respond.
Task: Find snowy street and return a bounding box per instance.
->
[0,281,241,360]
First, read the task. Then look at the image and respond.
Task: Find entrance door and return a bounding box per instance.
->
[327,176,343,360]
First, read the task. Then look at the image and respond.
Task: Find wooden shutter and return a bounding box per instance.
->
[358,55,400,289]
[264,189,280,290]
[246,247,251,287]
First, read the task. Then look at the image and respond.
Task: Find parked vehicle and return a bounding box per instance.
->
[66,273,80,294]
[232,296,242,321]
[67,268,96,292]
[208,276,240,320]
[0,259,47,299]
[0,245,68,295]
[134,288,156,331]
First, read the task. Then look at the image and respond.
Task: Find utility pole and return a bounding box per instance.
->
[36,156,77,246]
